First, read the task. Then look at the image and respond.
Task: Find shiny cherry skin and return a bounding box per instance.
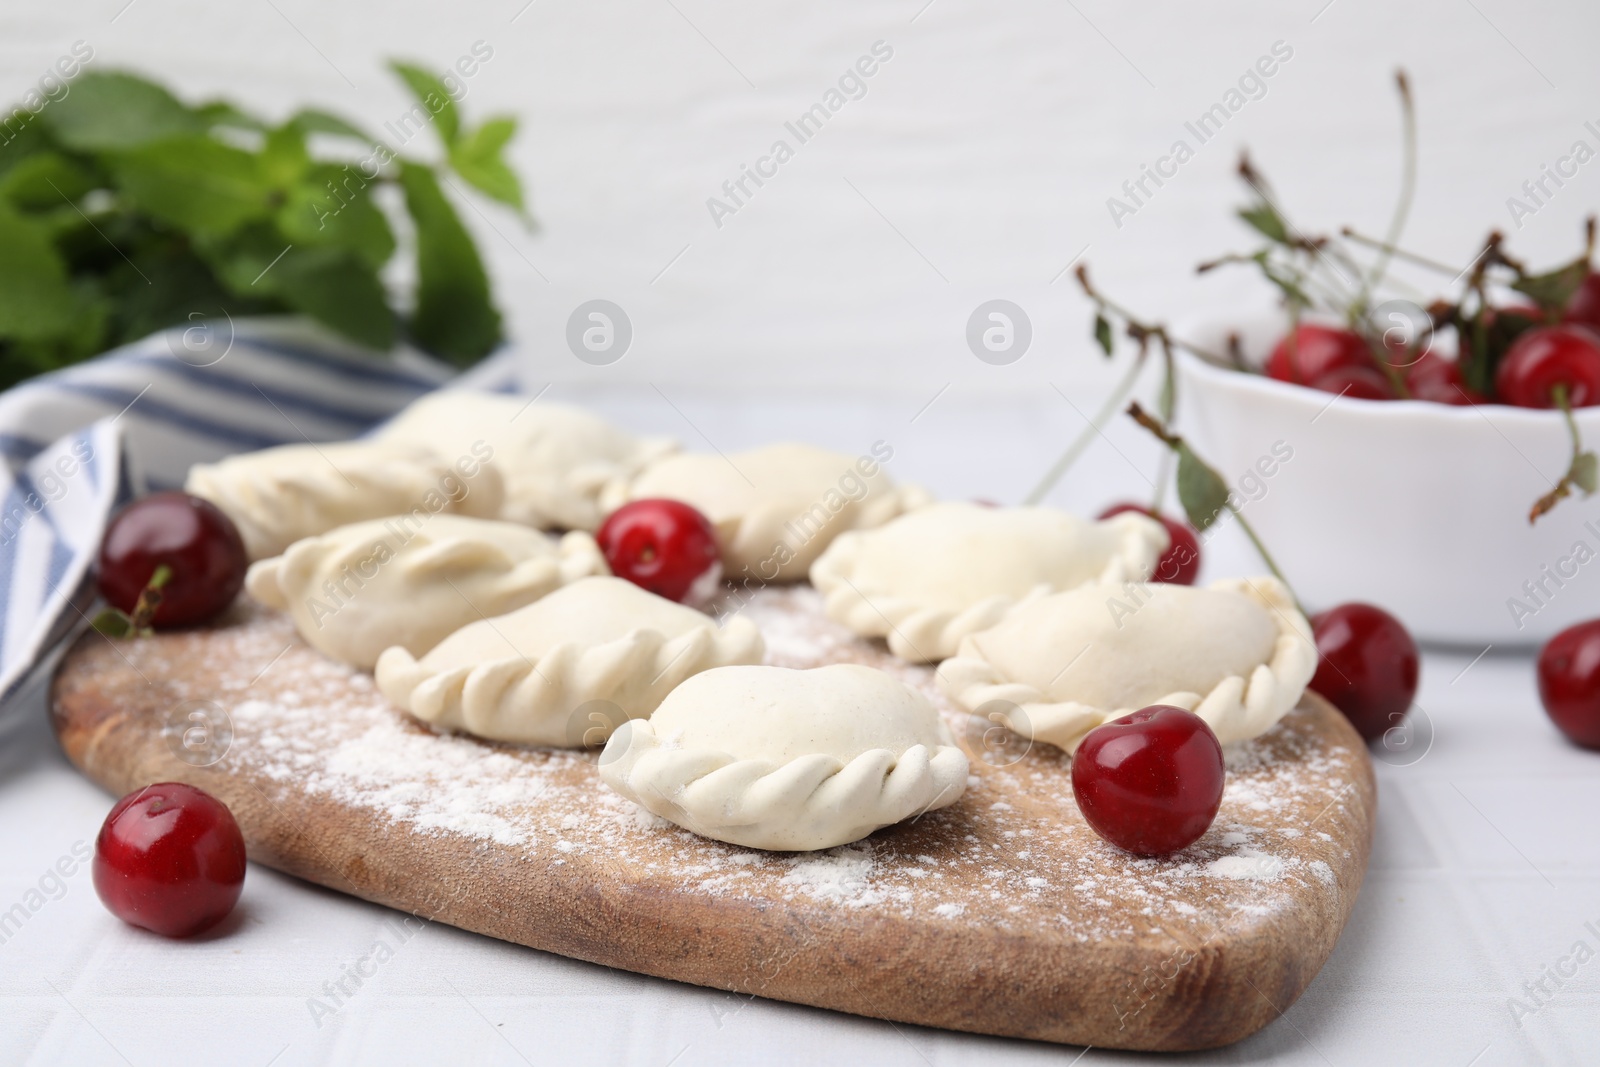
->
[1537,619,1600,750]
[1308,603,1419,742]
[1495,325,1600,409]
[93,782,247,938]
[1564,272,1600,332]
[1309,363,1395,400]
[98,491,247,628]
[1098,503,1200,585]
[1266,325,1371,385]
[1071,706,1225,856]
[596,498,722,604]
[1405,352,1483,405]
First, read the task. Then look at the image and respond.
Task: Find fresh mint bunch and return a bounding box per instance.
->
[0,64,528,388]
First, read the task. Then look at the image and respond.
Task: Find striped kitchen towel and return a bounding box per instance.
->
[0,317,521,718]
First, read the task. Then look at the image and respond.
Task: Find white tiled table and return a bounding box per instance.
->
[2,390,1597,1065]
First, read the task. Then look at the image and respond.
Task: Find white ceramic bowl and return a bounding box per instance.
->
[1175,319,1600,647]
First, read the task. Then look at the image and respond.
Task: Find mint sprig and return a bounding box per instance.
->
[0,65,528,387]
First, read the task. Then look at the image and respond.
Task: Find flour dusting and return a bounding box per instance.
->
[126,587,1362,946]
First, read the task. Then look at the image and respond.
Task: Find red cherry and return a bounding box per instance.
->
[1404,351,1483,405]
[1308,364,1395,400]
[1071,705,1225,856]
[1308,603,1419,742]
[1098,503,1200,585]
[1495,325,1600,409]
[596,498,722,604]
[1266,325,1371,385]
[1537,619,1600,750]
[98,491,247,628]
[1564,272,1600,332]
[93,782,247,938]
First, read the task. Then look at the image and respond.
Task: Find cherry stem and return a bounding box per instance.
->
[1529,386,1594,524]
[127,564,172,633]
[1235,154,1362,307]
[1224,500,1302,613]
[1126,402,1307,616]
[1357,70,1417,307]
[1023,349,1147,506]
[1027,265,1222,506]
[1340,228,1470,280]
[1077,265,1230,365]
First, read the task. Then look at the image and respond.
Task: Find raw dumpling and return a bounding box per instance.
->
[600,663,969,851]
[373,391,677,531]
[810,502,1169,663]
[602,442,932,582]
[246,515,608,669]
[936,576,1315,752]
[375,576,764,746]
[186,441,504,561]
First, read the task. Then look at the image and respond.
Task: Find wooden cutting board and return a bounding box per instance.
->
[50,586,1375,1052]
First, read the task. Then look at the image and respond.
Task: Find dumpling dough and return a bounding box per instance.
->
[186,441,503,560]
[603,442,932,582]
[246,515,608,670]
[810,502,1169,663]
[600,664,969,851]
[375,576,764,746]
[373,391,677,531]
[937,576,1315,752]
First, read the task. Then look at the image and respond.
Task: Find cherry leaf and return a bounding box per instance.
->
[1175,443,1230,531]
[1512,256,1589,313]
[91,608,135,638]
[1237,202,1289,245]
[1092,313,1113,357]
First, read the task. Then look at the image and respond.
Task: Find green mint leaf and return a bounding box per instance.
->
[0,152,96,210]
[1092,312,1113,357]
[1573,451,1598,495]
[1237,202,1289,245]
[90,607,135,638]
[1175,443,1231,531]
[195,223,292,295]
[261,123,311,187]
[0,204,78,341]
[389,62,460,146]
[276,166,395,271]
[194,101,268,132]
[448,117,523,211]
[109,136,273,237]
[0,113,51,182]
[272,246,396,351]
[288,109,377,147]
[42,71,202,151]
[107,241,252,347]
[1511,256,1590,314]
[399,161,499,364]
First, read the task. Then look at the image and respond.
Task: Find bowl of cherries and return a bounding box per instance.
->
[1076,74,1600,646]
[1175,250,1600,647]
